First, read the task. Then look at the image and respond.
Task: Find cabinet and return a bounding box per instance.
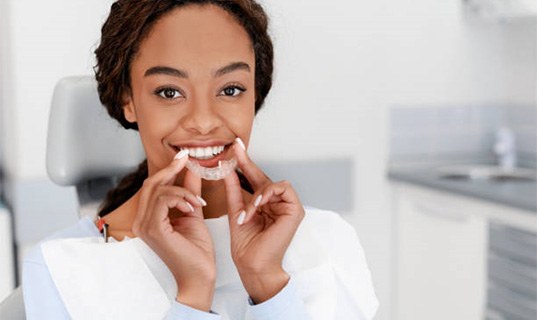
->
[0,205,14,302]
[391,183,488,320]
[391,181,537,320]
[487,223,537,319]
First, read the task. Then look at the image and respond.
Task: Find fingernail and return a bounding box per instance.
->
[174,149,189,160]
[186,202,194,212]
[254,194,262,207]
[196,195,207,206]
[235,137,246,151]
[237,210,246,225]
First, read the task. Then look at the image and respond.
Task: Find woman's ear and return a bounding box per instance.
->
[122,96,137,123]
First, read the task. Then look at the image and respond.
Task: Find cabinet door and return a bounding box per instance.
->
[0,207,15,301]
[395,188,487,320]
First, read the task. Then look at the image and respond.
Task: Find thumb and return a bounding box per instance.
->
[161,150,190,186]
[223,171,245,226]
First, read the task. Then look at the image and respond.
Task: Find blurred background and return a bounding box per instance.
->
[0,0,535,319]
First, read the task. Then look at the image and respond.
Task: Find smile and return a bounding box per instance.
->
[172,144,227,160]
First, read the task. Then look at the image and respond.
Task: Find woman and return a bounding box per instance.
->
[22,0,379,319]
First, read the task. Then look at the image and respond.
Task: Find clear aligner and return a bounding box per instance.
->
[186,158,238,180]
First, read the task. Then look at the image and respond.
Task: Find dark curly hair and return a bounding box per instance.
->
[94,0,273,217]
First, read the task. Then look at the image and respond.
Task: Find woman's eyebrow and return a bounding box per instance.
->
[214,62,250,77]
[144,62,251,78]
[144,66,188,78]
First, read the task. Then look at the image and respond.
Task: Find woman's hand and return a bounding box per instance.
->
[223,139,305,304]
[132,151,216,312]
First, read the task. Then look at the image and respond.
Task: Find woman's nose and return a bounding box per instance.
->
[180,100,223,135]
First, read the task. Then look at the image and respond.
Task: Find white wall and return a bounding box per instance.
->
[1,0,535,319]
[6,0,115,181]
[502,19,537,106]
[0,0,13,183]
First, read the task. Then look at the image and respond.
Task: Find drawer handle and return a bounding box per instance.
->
[415,203,469,223]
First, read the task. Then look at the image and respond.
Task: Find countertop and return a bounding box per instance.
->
[387,161,537,213]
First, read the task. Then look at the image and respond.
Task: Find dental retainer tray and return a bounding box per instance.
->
[186,158,237,180]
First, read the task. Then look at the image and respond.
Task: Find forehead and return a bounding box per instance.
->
[133,4,255,75]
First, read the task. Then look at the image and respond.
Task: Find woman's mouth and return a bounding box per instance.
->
[171,143,231,167]
[170,142,237,180]
[176,145,226,160]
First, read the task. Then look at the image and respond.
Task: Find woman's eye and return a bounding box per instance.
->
[156,88,182,99]
[220,85,246,97]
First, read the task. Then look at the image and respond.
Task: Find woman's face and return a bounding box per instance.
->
[124,4,256,177]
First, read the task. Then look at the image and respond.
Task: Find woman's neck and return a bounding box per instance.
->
[200,181,228,219]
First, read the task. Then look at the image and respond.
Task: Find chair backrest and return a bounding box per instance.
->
[0,287,24,319]
[46,76,145,206]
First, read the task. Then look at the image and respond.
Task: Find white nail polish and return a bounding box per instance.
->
[186,202,194,212]
[254,195,262,207]
[235,137,246,151]
[174,149,189,160]
[196,195,207,206]
[237,210,246,225]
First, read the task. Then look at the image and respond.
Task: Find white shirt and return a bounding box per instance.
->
[22,207,379,319]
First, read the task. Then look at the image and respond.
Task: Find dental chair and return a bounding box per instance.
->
[0,76,145,319]
[45,76,145,213]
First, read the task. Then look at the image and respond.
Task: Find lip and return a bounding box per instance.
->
[170,140,231,149]
[169,140,233,168]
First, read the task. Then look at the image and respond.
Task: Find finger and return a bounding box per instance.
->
[145,195,194,250]
[241,192,263,224]
[157,195,202,222]
[139,185,201,232]
[141,194,189,239]
[174,199,197,215]
[249,183,305,253]
[242,180,301,225]
[233,138,271,190]
[135,151,189,228]
[257,180,299,207]
[148,150,190,187]
[156,195,196,216]
[223,170,245,225]
[159,185,204,209]
[182,170,205,219]
[183,170,202,199]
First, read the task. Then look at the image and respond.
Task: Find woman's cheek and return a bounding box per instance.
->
[143,107,180,131]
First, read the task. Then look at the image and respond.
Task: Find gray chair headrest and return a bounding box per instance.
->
[46,76,145,186]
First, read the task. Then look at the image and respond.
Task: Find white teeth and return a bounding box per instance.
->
[179,145,226,160]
